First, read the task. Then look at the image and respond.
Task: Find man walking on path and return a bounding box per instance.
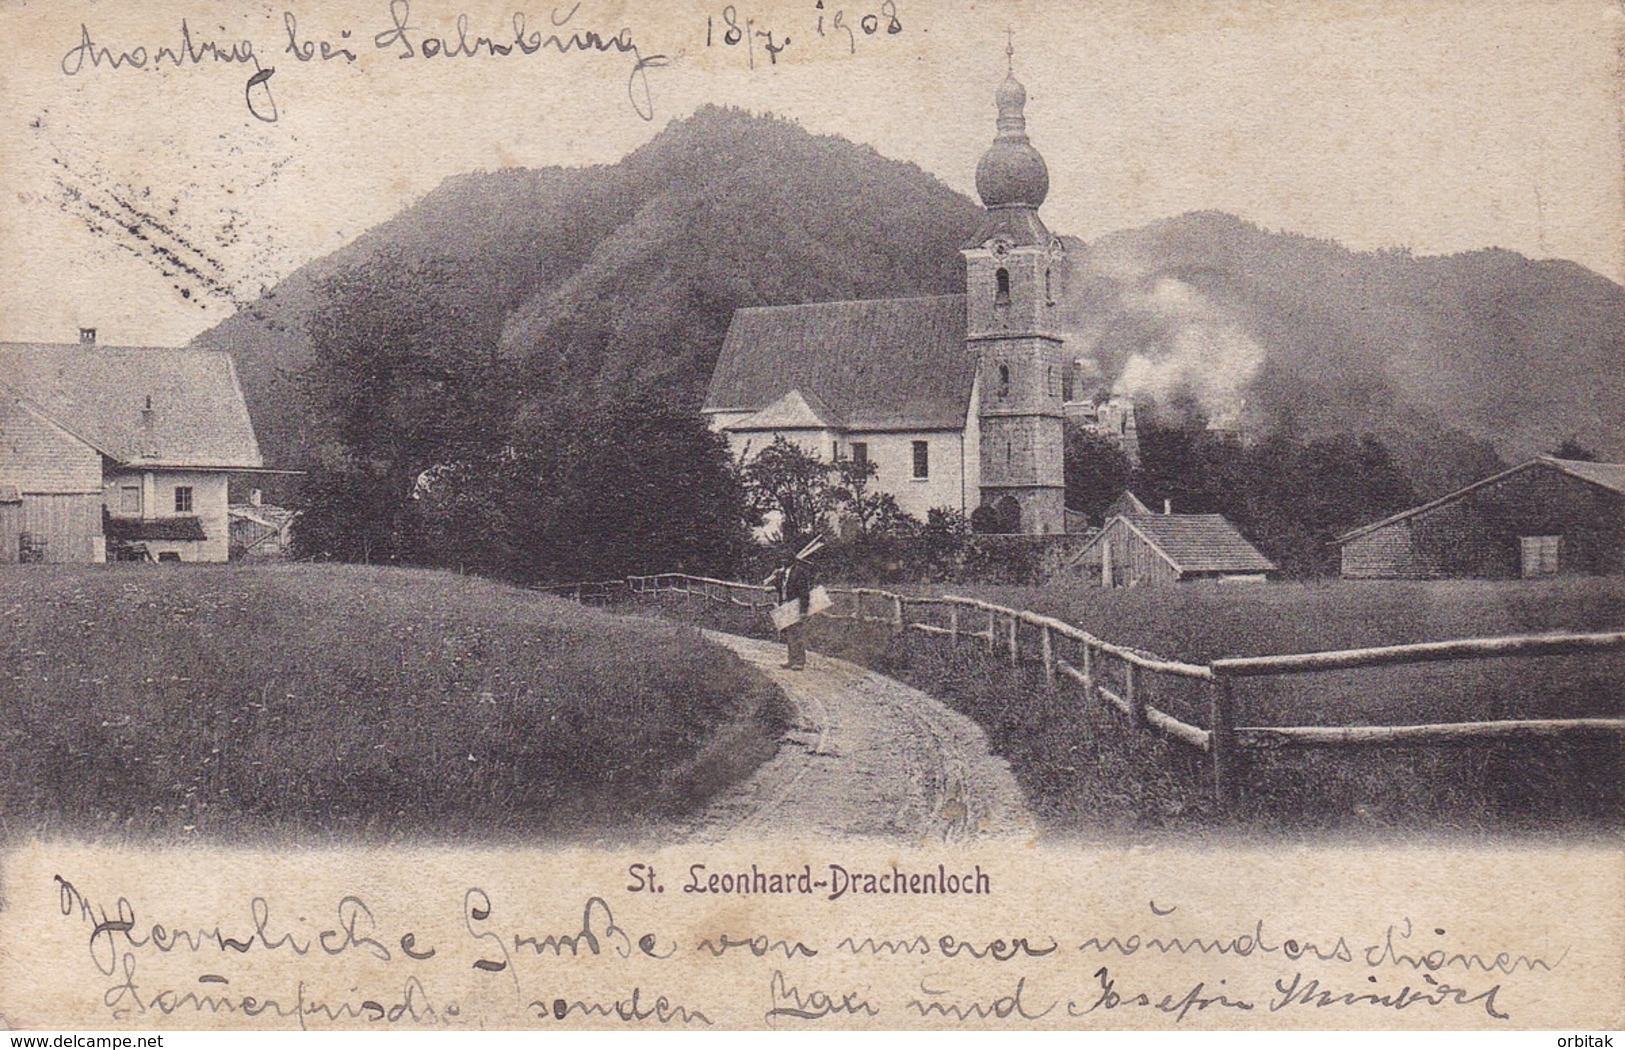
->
[765,536,823,670]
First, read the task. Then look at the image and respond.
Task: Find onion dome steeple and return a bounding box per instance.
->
[969,35,1053,247]
[976,38,1049,209]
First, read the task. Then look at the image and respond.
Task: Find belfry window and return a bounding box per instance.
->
[995,268,1010,307]
[1045,268,1054,305]
[998,363,1010,399]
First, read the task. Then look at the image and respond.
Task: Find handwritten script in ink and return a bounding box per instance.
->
[55,2,912,123]
[41,862,1576,1030]
[58,2,672,123]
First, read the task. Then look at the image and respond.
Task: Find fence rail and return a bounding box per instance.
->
[561,572,1625,809]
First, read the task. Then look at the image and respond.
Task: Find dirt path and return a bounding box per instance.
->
[673,631,1036,843]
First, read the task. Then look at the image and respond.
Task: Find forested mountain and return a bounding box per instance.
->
[192,106,981,475]
[1058,211,1624,495]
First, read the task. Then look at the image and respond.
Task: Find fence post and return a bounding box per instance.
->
[1008,615,1019,667]
[1209,671,1239,811]
[1041,626,1055,685]
[1082,643,1095,695]
[949,606,959,642]
[893,594,904,629]
[987,610,997,654]
[1125,661,1145,726]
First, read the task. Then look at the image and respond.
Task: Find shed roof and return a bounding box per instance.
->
[1336,456,1625,543]
[1103,513,1277,575]
[106,516,209,542]
[0,343,262,469]
[703,295,975,431]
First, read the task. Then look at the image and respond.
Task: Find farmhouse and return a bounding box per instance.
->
[704,54,1076,534]
[0,333,264,563]
[1069,512,1276,587]
[1336,456,1625,579]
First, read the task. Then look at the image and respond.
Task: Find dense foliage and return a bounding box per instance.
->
[1126,410,1426,576]
[293,251,754,582]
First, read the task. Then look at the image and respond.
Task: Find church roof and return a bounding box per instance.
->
[727,388,842,431]
[703,295,976,431]
[0,343,263,469]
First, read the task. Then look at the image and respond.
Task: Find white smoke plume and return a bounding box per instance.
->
[1110,277,1265,429]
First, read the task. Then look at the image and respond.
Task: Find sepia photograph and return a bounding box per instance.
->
[0,0,1620,1033]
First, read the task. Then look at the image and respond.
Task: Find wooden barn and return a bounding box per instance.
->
[0,335,264,563]
[1068,512,1276,587]
[1336,456,1625,579]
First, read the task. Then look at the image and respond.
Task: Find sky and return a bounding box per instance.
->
[1,0,1620,347]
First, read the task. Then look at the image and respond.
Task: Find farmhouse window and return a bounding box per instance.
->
[912,440,929,480]
[119,485,141,516]
[174,486,193,514]
[850,442,868,469]
[1520,535,1560,577]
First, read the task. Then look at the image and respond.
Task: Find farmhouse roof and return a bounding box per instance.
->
[0,343,263,470]
[703,295,975,431]
[1335,456,1625,543]
[1104,513,1277,575]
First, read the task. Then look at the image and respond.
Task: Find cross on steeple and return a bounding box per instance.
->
[1005,26,1014,73]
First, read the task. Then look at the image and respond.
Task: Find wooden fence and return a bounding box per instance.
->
[556,572,1625,809]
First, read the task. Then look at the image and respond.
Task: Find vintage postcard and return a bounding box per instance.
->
[0,0,1621,1034]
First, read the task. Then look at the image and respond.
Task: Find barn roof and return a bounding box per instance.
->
[703,295,975,431]
[1109,513,1276,575]
[1336,456,1625,543]
[0,343,262,470]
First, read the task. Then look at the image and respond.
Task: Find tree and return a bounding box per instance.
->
[1064,426,1134,522]
[479,397,753,583]
[739,438,841,550]
[293,252,510,563]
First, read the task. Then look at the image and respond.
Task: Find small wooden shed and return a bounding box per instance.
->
[1068,512,1276,587]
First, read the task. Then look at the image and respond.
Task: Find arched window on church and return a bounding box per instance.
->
[1062,367,1074,402]
[995,268,1011,307]
[998,363,1010,399]
[1044,268,1054,305]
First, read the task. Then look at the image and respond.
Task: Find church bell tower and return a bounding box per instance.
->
[964,42,1067,534]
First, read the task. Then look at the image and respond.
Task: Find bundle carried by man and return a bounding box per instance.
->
[767,535,831,632]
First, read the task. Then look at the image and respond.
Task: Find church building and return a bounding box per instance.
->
[702,54,1072,534]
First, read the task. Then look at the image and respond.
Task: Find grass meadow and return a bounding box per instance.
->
[0,564,789,842]
[648,577,1624,838]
